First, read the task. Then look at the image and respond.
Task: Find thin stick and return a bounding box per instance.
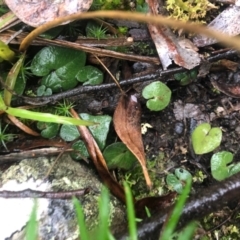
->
[94,54,124,94]
[0,188,90,199]
[20,11,240,52]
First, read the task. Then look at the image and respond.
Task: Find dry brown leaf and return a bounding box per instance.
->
[7,114,40,136]
[113,93,152,189]
[70,108,126,203]
[215,59,238,72]
[135,193,176,218]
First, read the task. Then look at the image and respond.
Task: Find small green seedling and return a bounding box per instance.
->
[166,168,192,194]
[103,142,137,170]
[142,81,171,111]
[118,26,128,35]
[86,23,107,40]
[174,70,197,86]
[54,100,75,117]
[0,121,16,150]
[136,2,149,13]
[211,151,240,181]
[191,123,222,154]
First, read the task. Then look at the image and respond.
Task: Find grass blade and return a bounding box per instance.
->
[25,200,38,240]
[124,182,137,240]
[73,197,89,240]
[160,179,192,240]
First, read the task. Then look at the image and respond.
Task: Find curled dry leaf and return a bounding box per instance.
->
[113,92,152,189]
[5,0,93,27]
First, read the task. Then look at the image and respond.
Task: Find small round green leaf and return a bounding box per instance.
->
[166,173,183,194]
[76,65,103,85]
[192,123,222,154]
[60,124,79,142]
[37,85,52,96]
[103,142,137,170]
[37,122,59,138]
[70,140,89,160]
[142,81,171,111]
[211,151,233,181]
[175,168,192,182]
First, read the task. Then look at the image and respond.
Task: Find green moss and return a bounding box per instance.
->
[166,0,217,22]
[91,0,130,10]
[120,151,171,198]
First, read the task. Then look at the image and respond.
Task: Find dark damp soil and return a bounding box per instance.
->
[79,64,240,238]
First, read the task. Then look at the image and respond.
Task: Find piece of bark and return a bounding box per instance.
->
[193,5,240,47]
[146,0,200,70]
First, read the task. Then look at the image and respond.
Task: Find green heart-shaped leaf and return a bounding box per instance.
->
[192,123,222,154]
[31,46,86,92]
[60,113,112,150]
[103,142,137,170]
[37,122,59,139]
[211,151,233,181]
[70,140,89,160]
[60,124,79,142]
[211,151,240,181]
[175,168,192,182]
[166,173,183,194]
[37,85,52,96]
[76,65,103,85]
[142,81,171,111]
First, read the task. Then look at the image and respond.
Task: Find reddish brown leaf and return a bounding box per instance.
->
[6,137,67,151]
[7,114,40,136]
[113,93,152,189]
[135,192,176,218]
[70,108,126,203]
